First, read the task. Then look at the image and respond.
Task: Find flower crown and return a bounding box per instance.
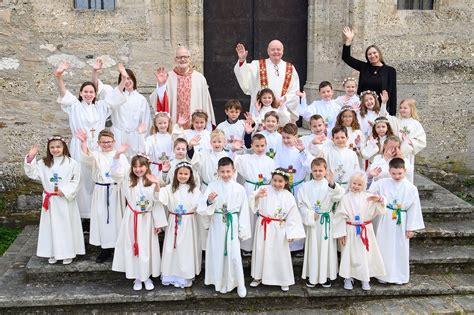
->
[360,90,378,98]
[342,77,357,86]
[154,111,170,117]
[272,169,289,178]
[374,117,390,125]
[47,135,68,143]
[339,105,356,113]
[176,161,192,169]
[135,152,150,161]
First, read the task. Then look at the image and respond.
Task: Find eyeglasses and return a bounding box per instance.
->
[175,56,190,60]
[273,64,279,77]
[99,141,114,145]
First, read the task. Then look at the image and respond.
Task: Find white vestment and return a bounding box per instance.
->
[111,164,168,281]
[150,70,215,126]
[369,178,425,284]
[357,110,380,138]
[172,125,212,153]
[335,95,360,109]
[144,132,174,176]
[297,179,345,285]
[24,156,85,260]
[58,86,126,218]
[234,58,300,120]
[82,149,128,248]
[333,191,386,282]
[216,119,246,151]
[110,90,151,158]
[298,98,341,136]
[367,155,414,184]
[249,186,305,286]
[257,130,282,158]
[316,142,360,189]
[234,153,276,251]
[197,180,251,293]
[159,184,202,286]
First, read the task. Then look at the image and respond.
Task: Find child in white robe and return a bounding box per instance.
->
[144,112,174,177]
[333,172,386,291]
[357,90,382,138]
[314,125,360,190]
[111,152,168,291]
[54,61,128,220]
[252,88,291,128]
[335,77,360,109]
[173,111,212,153]
[234,133,276,252]
[216,99,246,150]
[158,162,202,288]
[78,129,127,263]
[197,157,251,298]
[298,81,341,136]
[369,158,425,284]
[257,111,282,159]
[160,138,200,186]
[361,117,395,167]
[335,106,365,168]
[249,168,306,291]
[380,97,426,182]
[299,114,331,157]
[24,137,85,265]
[298,158,345,288]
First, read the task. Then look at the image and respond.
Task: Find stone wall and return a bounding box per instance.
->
[305,0,474,170]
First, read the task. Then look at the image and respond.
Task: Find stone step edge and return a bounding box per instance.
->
[1,274,472,309]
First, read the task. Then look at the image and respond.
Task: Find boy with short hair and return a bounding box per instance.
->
[299,114,331,156]
[217,99,247,150]
[298,81,341,136]
[368,157,425,284]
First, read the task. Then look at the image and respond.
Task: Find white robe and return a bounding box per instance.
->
[159,184,202,283]
[160,157,201,188]
[24,156,85,260]
[252,104,291,128]
[357,110,380,138]
[361,135,386,164]
[249,186,305,286]
[367,155,414,184]
[81,150,127,249]
[297,179,345,285]
[216,119,246,151]
[316,143,360,189]
[234,153,276,251]
[335,95,360,108]
[144,133,174,176]
[299,134,331,157]
[58,86,126,218]
[381,104,427,182]
[257,130,282,158]
[345,126,366,169]
[197,180,251,293]
[111,165,168,281]
[172,125,212,153]
[111,90,151,158]
[333,191,386,282]
[150,71,216,126]
[298,98,341,136]
[369,178,425,284]
[234,58,300,120]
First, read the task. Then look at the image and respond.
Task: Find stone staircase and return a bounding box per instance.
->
[0,174,473,313]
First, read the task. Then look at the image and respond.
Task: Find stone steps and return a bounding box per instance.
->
[413,218,474,246]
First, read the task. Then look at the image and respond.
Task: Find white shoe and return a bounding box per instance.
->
[250,279,261,287]
[48,257,57,264]
[133,279,143,291]
[281,286,289,292]
[144,278,154,291]
[377,279,387,284]
[237,285,247,298]
[361,281,371,291]
[62,258,73,265]
[344,278,354,290]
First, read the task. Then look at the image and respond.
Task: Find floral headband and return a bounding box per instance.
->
[342,77,357,86]
[135,152,150,161]
[154,111,170,118]
[272,169,289,178]
[176,161,192,169]
[360,90,378,98]
[47,135,67,143]
[374,117,390,125]
[339,105,356,113]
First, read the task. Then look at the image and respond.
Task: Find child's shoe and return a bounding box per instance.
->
[62,258,73,265]
[344,278,354,290]
[281,286,289,292]
[250,279,261,287]
[305,281,316,288]
[133,279,143,291]
[237,285,247,298]
[377,278,387,284]
[361,281,371,291]
[48,257,57,264]
[144,278,154,291]
[322,280,332,288]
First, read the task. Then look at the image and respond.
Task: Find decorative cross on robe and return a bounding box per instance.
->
[175,204,187,225]
[287,165,295,186]
[50,173,61,192]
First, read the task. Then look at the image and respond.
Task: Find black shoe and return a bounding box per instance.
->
[322,280,331,288]
[291,250,304,258]
[241,250,252,257]
[306,281,316,288]
[96,248,112,263]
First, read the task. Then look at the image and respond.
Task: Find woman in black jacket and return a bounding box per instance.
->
[342,26,397,115]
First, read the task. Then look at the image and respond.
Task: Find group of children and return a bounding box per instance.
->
[24,67,427,297]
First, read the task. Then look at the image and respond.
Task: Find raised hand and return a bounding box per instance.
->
[177,115,189,128]
[244,120,254,134]
[75,128,87,143]
[54,61,70,77]
[189,135,201,147]
[207,192,218,203]
[326,169,335,186]
[146,173,160,185]
[232,139,244,152]
[162,160,171,172]
[255,99,262,111]
[368,166,382,178]
[92,57,103,71]
[367,194,384,203]
[342,26,354,45]
[115,144,129,157]
[256,187,267,199]
[118,63,129,79]
[295,138,305,152]
[380,90,389,104]
[394,146,404,158]
[352,101,361,112]
[235,43,248,61]
[137,122,147,134]
[312,134,326,145]
[243,112,255,125]
[154,66,168,86]
[27,144,39,159]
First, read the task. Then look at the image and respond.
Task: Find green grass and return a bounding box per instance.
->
[0,227,21,256]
